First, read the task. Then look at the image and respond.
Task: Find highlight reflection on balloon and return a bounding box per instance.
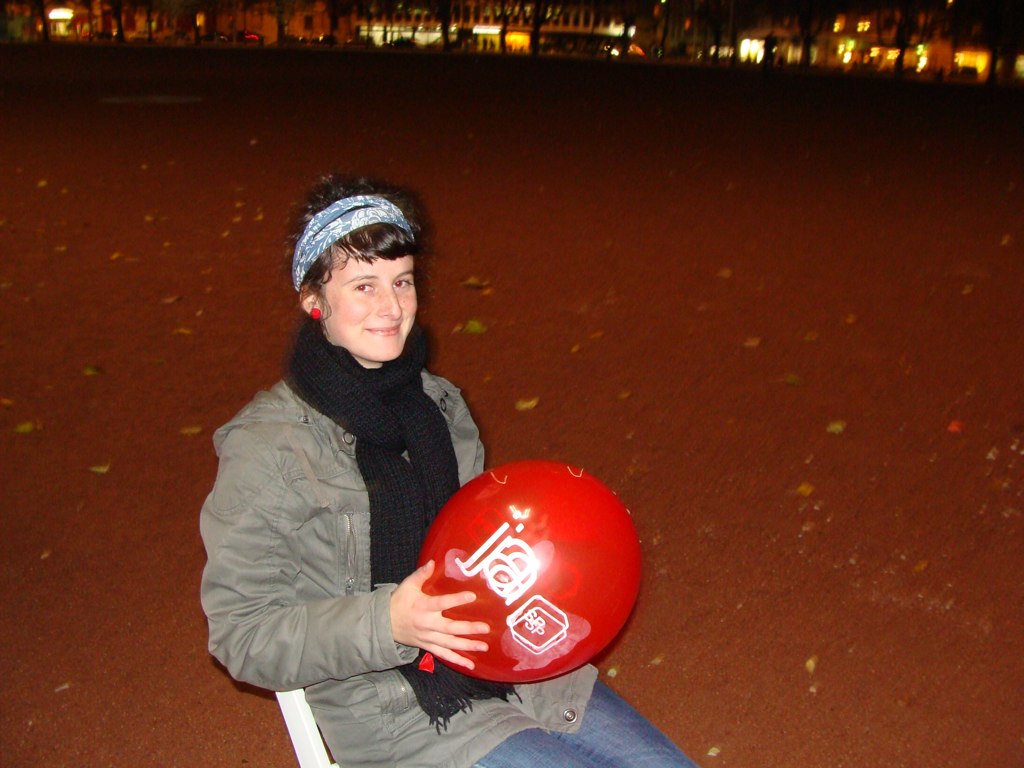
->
[419,460,642,683]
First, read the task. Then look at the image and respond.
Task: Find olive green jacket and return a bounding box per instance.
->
[200,375,596,768]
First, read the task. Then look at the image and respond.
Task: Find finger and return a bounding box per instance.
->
[426,645,477,671]
[422,629,489,654]
[432,590,479,611]
[442,619,491,637]
[407,560,434,588]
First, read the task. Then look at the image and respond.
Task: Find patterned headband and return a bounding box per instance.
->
[291,194,414,290]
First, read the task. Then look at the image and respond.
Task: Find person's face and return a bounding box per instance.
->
[303,255,417,368]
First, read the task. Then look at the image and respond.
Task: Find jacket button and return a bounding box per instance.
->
[562,708,578,723]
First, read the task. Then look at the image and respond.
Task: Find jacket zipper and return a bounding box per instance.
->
[343,511,356,595]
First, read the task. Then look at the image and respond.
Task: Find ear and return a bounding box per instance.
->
[299,288,319,315]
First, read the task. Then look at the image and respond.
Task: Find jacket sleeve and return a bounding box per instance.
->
[199,426,417,691]
[448,391,486,484]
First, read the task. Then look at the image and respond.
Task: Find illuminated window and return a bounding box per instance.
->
[857,20,870,32]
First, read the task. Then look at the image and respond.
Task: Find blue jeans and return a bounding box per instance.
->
[473,681,699,768]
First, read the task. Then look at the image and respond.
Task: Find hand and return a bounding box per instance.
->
[389,560,490,671]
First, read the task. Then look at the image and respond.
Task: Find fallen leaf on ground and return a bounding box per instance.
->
[805,655,818,674]
[458,319,488,334]
[89,463,111,474]
[460,276,491,290]
[172,326,192,335]
[742,337,762,348]
[796,482,815,497]
[947,420,964,433]
[1,397,13,407]
[707,747,721,757]
[826,420,847,434]
[83,365,103,376]
[160,295,181,304]
[14,421,39,434]
[515,397,539,411]
[179,426,203,436]
[717,267,732,278]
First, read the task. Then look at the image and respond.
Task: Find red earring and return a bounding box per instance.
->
[310,307,322,320]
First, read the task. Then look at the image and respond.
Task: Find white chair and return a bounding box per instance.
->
[276,689,340,768]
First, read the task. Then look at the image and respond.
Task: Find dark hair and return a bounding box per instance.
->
[288,173,427,298]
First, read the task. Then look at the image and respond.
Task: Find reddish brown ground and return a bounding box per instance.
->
[1,45,1022,768]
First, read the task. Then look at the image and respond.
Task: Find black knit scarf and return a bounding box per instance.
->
[288,320,516,730]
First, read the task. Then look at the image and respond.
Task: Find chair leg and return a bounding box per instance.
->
[276,689,340,768]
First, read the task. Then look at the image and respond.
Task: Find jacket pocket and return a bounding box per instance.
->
[369,668,414,728]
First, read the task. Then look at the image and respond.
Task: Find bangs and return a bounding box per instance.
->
[336,222,419,261]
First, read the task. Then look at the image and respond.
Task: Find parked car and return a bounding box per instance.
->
[235,30,264,45]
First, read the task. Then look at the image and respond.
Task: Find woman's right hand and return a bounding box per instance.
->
[389,560,490,671]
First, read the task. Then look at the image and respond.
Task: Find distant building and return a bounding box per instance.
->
[735,11,1008,82]
[3,0,1018,81]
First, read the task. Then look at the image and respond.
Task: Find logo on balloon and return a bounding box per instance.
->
[420,460,642,683]
[455,517,539,607]
[508,595,569,654]
[454,510,571,657]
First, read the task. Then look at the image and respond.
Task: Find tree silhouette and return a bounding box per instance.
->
[31,0,50,41]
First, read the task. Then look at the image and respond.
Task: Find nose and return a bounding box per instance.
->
[377,286,402,318]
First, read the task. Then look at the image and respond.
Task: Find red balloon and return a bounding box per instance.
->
[419,460,642,683]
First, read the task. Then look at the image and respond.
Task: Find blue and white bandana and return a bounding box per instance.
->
[291,195,414,290]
